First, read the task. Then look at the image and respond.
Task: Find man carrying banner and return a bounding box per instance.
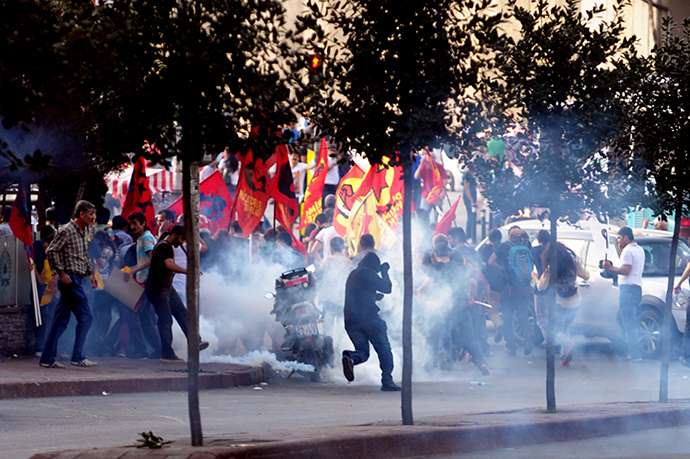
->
[39,201,99,369]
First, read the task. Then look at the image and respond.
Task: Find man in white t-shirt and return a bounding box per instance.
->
[290,150,310,202]
[602,226,645,361]
[311,223,338,265]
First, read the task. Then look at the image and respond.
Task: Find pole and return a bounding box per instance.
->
[401,153,414,425]
[660,205,682,403]
[183,160,203,445]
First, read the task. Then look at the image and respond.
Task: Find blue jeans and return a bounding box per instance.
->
[617,284,642,358]
[40,274,93,364]
[344,318,394,385]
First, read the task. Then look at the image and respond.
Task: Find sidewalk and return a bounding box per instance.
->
[0,355,265,399]
[28,399,690,459]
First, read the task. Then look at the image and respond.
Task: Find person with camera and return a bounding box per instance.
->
[602,227,645,361]
[341,234,400,391]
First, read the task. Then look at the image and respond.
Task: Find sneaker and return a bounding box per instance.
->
[342,354,355,382]
[562,342,576,364]
[160,355,185,363]
[561,360,571,367]
[40,361,66,369]
[494,326,503,344]
[199,341,209,351]
[479,364,490,376]
[71,359,98,368]
[381,383,402,392]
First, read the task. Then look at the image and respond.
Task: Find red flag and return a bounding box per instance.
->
[9,188,33,259]
[434,194,461,237]
[233,149,272,236]
[297,138,329,230]
[422,149,446,206]
[332,165,366,236]
[121,157,157,234]
[167,170,233,235]
[352,158,405,229]
[270,145,299,230]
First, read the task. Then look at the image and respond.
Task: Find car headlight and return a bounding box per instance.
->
[674,292,689,310]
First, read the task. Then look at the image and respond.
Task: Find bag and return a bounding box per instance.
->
[482,264,507,292]
[507,242,534,286]
[556,269,578,298]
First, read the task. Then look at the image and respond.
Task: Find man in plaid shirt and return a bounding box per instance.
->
[39,200,99,368]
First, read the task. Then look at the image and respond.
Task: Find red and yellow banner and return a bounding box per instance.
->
[233,149,272,236]
[298,138,329,230]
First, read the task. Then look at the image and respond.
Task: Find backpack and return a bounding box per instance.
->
[507,242,534,286]
[556,269,578,298]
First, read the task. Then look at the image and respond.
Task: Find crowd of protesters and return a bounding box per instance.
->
[2,122,666,383]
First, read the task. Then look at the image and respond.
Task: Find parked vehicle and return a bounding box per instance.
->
[266,267,334,381]
[476,220,689,358]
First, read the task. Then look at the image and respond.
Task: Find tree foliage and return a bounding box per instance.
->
[305,0,502,162]
[462,0,640,221]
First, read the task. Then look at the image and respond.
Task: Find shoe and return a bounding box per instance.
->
[199,340,209,351]
[125,352,148,360]
[479,364,490,376]
[116,350,126,358]
[620,355,642,362]
[562,342,576,364]
[381,383,402,392]
[494,326,503,344]
[160,356,185,363]
[524,341,535,356]
[561,361,571,367]
[71,359,98,368]
[342,354,355,382]
[40,361,66,369]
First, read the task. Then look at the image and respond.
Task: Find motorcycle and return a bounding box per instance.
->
[265,266,334,382]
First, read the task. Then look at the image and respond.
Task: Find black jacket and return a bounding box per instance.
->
[344,252,392,327]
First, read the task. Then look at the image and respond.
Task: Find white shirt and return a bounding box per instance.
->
[200,165,215,181]
[620,242,645,286]
[315,226,338,261]
[172,242,203,294]
[291,162,309,199]
[325,157,340,186]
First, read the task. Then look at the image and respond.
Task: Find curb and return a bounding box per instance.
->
[29,400,690,459]
[0,365,266,399]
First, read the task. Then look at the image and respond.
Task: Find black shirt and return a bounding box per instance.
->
[344,254,392,327]
[146,240,175,292]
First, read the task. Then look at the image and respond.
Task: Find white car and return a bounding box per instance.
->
[476,219,689,358]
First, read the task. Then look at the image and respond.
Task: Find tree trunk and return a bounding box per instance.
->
[401,155,414,425]
[183,160,203,445]
[546,214,558,411]
[660,203,682,403]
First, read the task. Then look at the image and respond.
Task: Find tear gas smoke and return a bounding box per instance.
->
[167,216,480,385]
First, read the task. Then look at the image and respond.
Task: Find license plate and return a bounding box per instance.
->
[294,322,318,338]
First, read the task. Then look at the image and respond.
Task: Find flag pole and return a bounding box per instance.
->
[30,259,41,326]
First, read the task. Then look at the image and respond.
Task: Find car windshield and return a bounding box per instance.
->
[638,240,690,277]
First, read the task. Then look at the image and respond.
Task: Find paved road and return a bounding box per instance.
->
[432,424,690,458]
[4,339,690,459]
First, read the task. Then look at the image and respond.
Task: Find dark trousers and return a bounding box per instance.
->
[502,284,533,350]
[40,274,93,364]
[126,298,162,357]
[449,306,487,368]
[617,284,642,359]
[344,318,394,385]
[463,194,476,242]
[146,288,189,359]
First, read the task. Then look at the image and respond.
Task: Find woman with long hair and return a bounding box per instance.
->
[537,241,589,365]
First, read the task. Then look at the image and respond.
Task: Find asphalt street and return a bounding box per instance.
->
[4,338,690,459]
[432,424,690,458]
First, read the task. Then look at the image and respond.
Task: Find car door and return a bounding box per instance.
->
[571,238,622,339]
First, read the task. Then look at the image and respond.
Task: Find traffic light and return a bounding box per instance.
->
[308,52,324,85]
